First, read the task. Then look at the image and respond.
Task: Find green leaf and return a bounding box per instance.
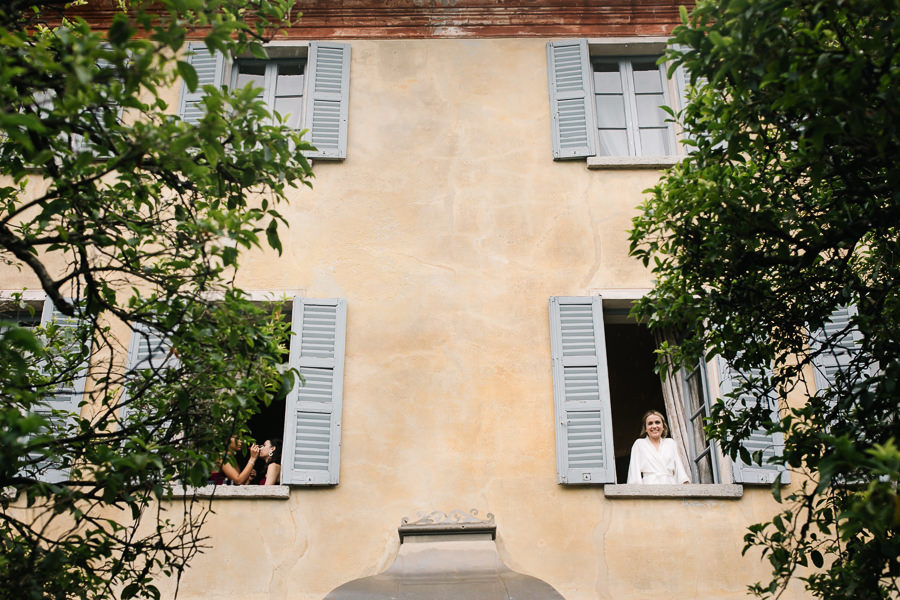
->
[176,60,198,92]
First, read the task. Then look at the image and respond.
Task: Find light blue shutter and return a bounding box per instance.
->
[282,298,347,485]
[809,305,863,393]
[546,40,596,160]
[549,297,615,484]
[303,42,350,159]
[37,298,90,482]
[119,323,175,422]
[177,42,226,124]
[718,357,789,484]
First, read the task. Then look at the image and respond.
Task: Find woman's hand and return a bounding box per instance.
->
[249,444,260,460]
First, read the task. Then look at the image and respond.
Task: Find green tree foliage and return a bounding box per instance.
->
[0,1,313,598]
[630,0,899,598]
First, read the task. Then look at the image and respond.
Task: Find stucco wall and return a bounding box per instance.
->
[5,37,808,600]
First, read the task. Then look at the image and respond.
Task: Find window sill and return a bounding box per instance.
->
[603,484,743,499]
[586,156,679,170]
[166,484,290,500]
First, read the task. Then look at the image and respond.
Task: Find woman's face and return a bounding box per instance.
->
[645,414,664,441]
[260,440,274,458]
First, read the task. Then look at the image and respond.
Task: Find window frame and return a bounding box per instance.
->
[550,294,786,493]
[546,37,686,168]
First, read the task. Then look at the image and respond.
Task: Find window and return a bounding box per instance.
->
[177,42,351,159]
[2,294,90,483]
[122,296,348,487]
[548,296,787,486]
[233,57,306,129]
[546,39,683,164]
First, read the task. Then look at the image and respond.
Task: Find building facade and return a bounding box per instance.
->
[5,2,819,599]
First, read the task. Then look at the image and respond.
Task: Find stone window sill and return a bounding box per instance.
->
[603,483,743,499]
[165,484,290,499]
[587,156,679,170]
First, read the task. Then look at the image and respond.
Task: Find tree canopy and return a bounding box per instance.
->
[630,0,900,598]
[0,1,313,598]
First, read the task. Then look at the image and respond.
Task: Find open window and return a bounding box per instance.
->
[122,296,347,488]
[549,296,787,487]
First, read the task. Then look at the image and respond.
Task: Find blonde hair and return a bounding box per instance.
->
[639,410,669,438]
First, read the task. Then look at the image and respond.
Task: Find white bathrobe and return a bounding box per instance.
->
[626,437,690,484]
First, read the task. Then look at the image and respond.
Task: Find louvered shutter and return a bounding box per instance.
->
[546,40,596,160]
[282,298,347,485]
[177,42,226,125]
[718,357,789,484]
[36,297,90,482]
[549,297,615,484]
[302,42,350,159]
[809,305,863,393]
[119,323,175,423]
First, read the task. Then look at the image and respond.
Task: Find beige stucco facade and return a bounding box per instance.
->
[6,35,810,600]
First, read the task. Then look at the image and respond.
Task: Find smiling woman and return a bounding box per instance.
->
[626,410,690,484]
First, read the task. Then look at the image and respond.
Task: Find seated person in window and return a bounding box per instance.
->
[251,438,281,486]
[626,410,690,484]
[210,437,260,485]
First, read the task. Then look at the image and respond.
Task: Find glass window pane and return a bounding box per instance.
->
[595,94,627,128]
[596,129,629,156]
[635,94,668,127]
[236,62,265,95]
[592,62,623,93]
[639,127,673,155]
[632,60,663,93]
[275,62,305,96]
[273,97,302,128]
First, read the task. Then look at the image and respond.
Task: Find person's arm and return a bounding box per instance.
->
[263,462,281,486]
[626,440,643,484]
[222,445,260,485]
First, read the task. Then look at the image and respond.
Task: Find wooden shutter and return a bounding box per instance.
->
[303,42,350,159]
[119,323,175,423]
[549,296,615,484]
[177,42,226,125]
[37,297,90,482]
[809,305,863,393]
[282,298,347,485]
[546,40,596,160]
[717,357,789,484]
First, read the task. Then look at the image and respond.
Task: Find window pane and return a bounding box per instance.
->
[592,63,623,93]
[236,62,265,95]
[635,94,668,127]
[275,62,305,96]
[639,127,673,155]
[595,94,627,128]
[632,61,663,93]
[273,97,302,128]
[596,129,629,156]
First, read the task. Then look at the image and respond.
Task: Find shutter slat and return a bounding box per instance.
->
[34,298,90,483]
[283,297,347,485]
[549,297,615,484]
[177,42,225,125]
[547,40,596,159]
[719,357,789,485]
[303,42,350,159]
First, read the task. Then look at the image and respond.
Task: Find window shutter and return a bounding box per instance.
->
[282,297,347,485]
[549,296,615,484]
[546,40,596,160]
[177,42,226,125]
[36,297,90,482]
[119,323,175,423]
[717,357,789,484]
[303,42,350,159]
[809,305,863,393]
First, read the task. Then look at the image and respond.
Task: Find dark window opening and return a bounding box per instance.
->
[604,318,667,484]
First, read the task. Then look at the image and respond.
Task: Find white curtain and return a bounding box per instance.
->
[654,330,693,481]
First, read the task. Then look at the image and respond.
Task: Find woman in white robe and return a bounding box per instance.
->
[627,410,690,484]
